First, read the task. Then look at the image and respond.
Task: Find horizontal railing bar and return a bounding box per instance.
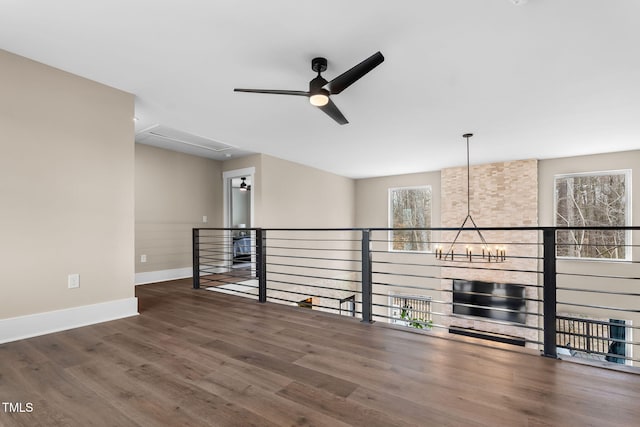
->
[196,226,640,231]
[371,296,544,314]
[556,287,640,297]
[433,263,542,275]
[267,278,361,295]
[267,245,360,252]
[267,262,360,274]
[369,303,544,332]
[371,258,542,273]
[556,331,637,345]
[266,237,361,242]
[207,281,258,289]
[557,272,640,280]
[370,226,640,231]
[207,288,259,299]
[370,311,544,340]
[556,301,640,313]
[267,254,361,263]
[372,268,542,281]
[267,275,359,286]
[555,346,640,363]
[372,279,543,291]
[372,240,544,247]
[370,290,544,306]
[390,303,541,321]
[262,287,353,302]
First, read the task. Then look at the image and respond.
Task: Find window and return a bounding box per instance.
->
[555,170,630,259]
[388,186,432,252]
[389,295,432,329]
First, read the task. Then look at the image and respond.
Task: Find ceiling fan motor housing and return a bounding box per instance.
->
[311,57,327,73]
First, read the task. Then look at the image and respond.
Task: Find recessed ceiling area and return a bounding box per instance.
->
[1,0,638,178]
[136,124,255,161]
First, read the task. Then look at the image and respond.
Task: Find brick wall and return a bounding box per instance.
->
[439,159,539,345]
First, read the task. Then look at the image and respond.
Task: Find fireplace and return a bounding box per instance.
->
[452,279,526,324]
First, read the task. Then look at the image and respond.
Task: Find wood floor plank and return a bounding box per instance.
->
[124,361,280,427]
[65,361,202,427]
[11,361,139,426]
[277,381,416,427]
[202,338,359,398]
[194,368,353,427]
[347,385,486,427]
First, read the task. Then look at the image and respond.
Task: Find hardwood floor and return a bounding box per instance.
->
[1,278,640,426]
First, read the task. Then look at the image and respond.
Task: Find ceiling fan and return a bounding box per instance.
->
[234,51,384,125]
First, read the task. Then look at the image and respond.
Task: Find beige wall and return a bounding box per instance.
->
[135,144,222,273]
[0,49,135,319]
[355,170,441,228]
[260,154,355,228]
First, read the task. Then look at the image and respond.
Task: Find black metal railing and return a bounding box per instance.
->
[193,226,640,368]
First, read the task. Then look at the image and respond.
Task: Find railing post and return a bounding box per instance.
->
[543,228,557,358]
[192,228,200,289]
[361,229,373,323]
[256,228,267,303]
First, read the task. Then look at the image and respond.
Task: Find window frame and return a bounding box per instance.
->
[553,169,632,261]
[387,185,433,253]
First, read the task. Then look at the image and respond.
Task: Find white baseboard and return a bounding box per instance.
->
[0,297,138,344]
[135,267,193,285]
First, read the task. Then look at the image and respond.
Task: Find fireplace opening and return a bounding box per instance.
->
[452,279,526,324]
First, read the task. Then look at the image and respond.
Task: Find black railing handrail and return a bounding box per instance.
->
[194,226,640,232]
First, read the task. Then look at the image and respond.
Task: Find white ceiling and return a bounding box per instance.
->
[1,0,639,178]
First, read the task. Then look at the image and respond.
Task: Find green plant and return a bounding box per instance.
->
[400,306,433,329]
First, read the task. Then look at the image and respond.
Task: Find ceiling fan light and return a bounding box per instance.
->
[309,93,329,107]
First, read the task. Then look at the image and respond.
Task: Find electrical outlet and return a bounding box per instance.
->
[140,254,147,263]
[202,215,208,223]
[68,274,80,289]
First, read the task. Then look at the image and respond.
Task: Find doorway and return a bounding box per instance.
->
[223,167,255,270]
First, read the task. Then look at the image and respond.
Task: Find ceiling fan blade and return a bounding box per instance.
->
[234,88,309,97]
[318,99,348,125]
[327,51,384,95]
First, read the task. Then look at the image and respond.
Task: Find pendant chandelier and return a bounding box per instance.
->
[435,133,506,263]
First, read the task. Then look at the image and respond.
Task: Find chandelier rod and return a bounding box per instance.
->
[465,133,471,216]
[435,133,506,262]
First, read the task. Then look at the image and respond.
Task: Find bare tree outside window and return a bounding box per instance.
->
[555,171,630,259]
[389,186,432,252]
